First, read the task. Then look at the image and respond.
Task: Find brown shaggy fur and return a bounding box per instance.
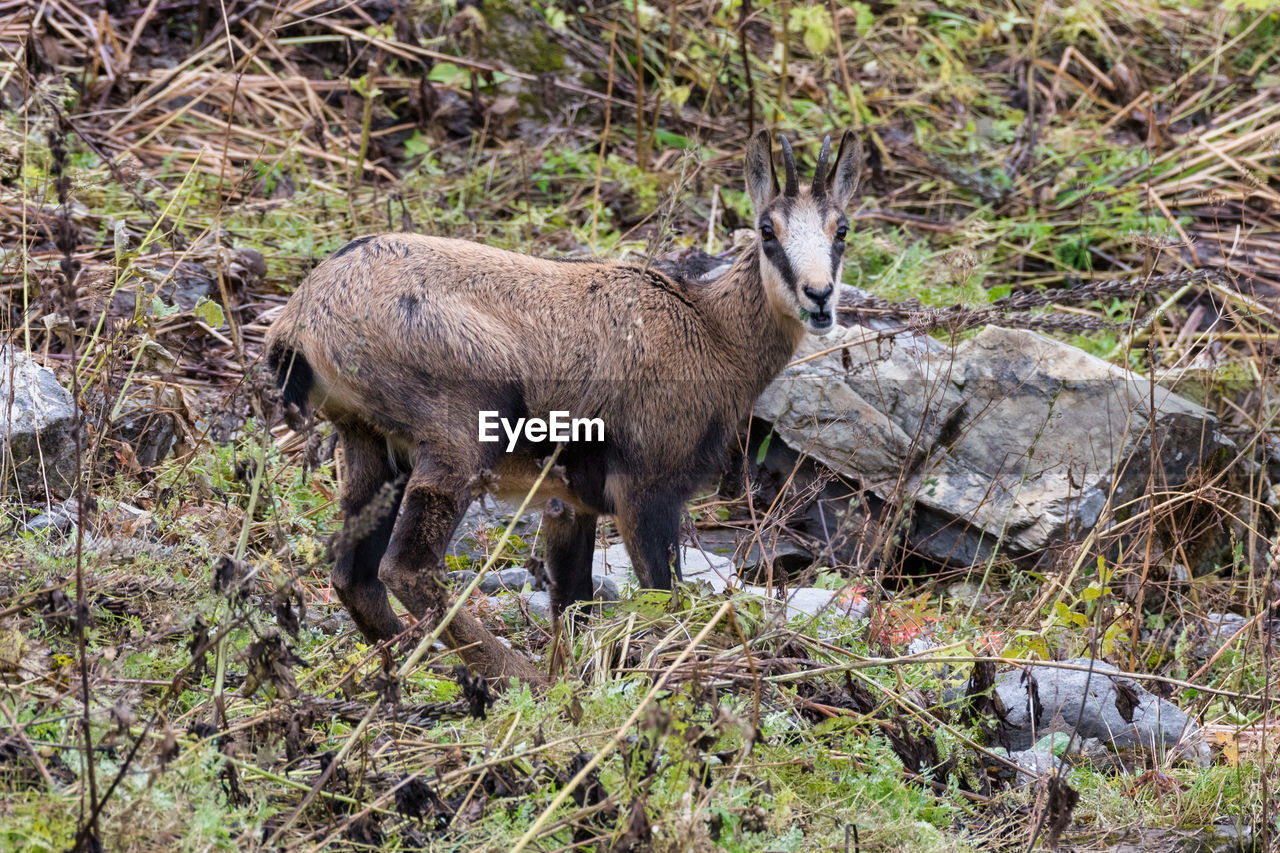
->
[266,130,862,682]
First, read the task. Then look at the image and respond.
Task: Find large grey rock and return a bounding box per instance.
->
[1,346,77,495]
[994,658,1209,767]
[756,320,1232,563]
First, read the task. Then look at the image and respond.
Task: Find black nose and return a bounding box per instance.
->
[803,284,834,305]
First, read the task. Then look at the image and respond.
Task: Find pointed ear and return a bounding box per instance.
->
[744,129,778,212]
[827,130,864,208]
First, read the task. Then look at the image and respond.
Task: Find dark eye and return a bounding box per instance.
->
[759,222,776,242]
[835,225,848,243]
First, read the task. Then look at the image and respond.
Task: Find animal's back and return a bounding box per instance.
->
[266,233,730,437]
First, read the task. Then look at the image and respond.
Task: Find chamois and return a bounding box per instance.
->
[266,130,863,680]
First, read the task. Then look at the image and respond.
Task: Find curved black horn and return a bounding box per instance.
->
[779,136,799,197]
[812,135,832,199]
[814,134,834,197]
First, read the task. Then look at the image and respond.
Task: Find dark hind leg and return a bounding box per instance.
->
[543,498,598,615]
[613,486,683,590]
[377,443,545,683]
[332,421,405,643]
[376,459,468,622]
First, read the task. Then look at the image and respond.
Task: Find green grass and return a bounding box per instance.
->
[4,0,1280,849]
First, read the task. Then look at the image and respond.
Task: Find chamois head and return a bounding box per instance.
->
[744,129,863,336]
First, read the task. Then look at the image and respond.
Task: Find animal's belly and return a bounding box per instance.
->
[491,456,596,513]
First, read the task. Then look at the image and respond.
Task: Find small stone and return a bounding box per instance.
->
[447,570,478,589]
[1199,818,1254,853]
[1184,611,1253,661]
[1004,748,1066,787]
[592,575,619,602]
[679,547,735,592]
[946,581,989,602]
[312,612,354,634]
[781,588,834,618]
[906,636,938,656]
[24,497,79,534]
[1204,612,1249,641]
[806,587,867,620]
[592,543,737,591]
[478,568,532,594]
[1,346,77,495]
[525,591,552,620]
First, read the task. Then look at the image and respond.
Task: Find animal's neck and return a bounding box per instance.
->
[695,245,803,385]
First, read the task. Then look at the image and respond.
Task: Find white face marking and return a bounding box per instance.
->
[782,202,835,292]
[759,196,840,335]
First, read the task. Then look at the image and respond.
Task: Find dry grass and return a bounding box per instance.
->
[1,1,1279,851]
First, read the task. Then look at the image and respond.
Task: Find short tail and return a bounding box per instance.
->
[267,342,314,430]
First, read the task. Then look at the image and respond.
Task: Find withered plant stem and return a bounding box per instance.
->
[591,16,620,251]
[348,58,378,231]
[49,119,100,853]
[632,1,647,172]
[738,0,755,136]
[776,0,790,120]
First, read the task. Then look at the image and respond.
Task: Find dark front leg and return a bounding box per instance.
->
[331,422,405,643]
[543,498,598,614]
[614,489,683,590]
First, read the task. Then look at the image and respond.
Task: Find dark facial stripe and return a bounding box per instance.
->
[762,238,797,289]
[829,215,849,281]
